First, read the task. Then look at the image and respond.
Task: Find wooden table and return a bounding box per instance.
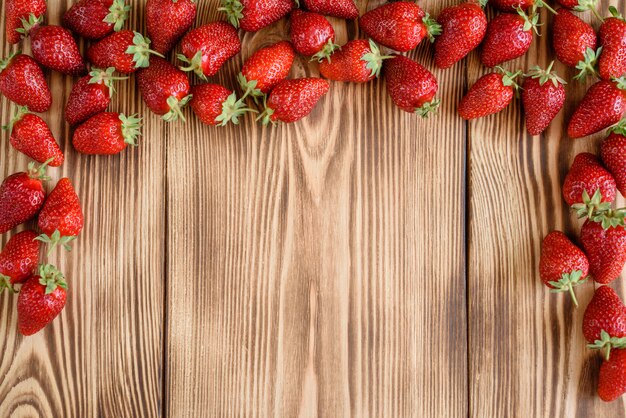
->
[1,0,625,416]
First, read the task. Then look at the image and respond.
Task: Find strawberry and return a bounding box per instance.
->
[137,57,192,122]
[87,31,164,74]
[481,8,538,67]
[5,0,46,44]
[73,112,142,155]
[598,348,626,402]
[319,39,391,83]
[258,78,329,124]
[0,230,40,291]
[0,162,49,234]
[17,264,67,336]
[384,55,439,116]
[359,2,441,52]
[190,84,255,126]
[580,210,626,285]
[568,78,626,138]
[489,0,556,12]
[563,153,616,208]
[65,67,127,126]
[36,178,84,255]
[522,63,566,135]
[434,0,488,70]
[289,10,338,61]
[601,121,626,197]
[458,67,521,120]
[220,0,293,31]
[598,7,626,81]
[4,107,64,167]
[300,0,357,20]
[146,0,196,54]
[0,52,51,113]
[552,8,599,79]
[63,0,130,40]
[27,22,87,76]
[238,41,295,100]
[177,22,241,80]
[583,286,626,359]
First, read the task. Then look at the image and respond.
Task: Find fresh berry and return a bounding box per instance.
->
[5,0,46,44]
[63,0,129,40]
[300,0,357,20]
[73,112,142,155]
[36,178,84,255]
[258,78,329,124]
[0,52,51,113]
[17,264,67,336]
[146,0,197,54]
[539,231,589,306]
[522,63,566,135]
[598,7,626,81]
[552,8,599,79]
[28,23,87,76]
[4,107,64,167]
[458,67,521,120]
[384,55,439,116]
[238,41,295,100]
[359,2,441,52]
[434,0,488,70]
[601,122,626,197]
[489,0,556,12]
[289,10,338,61]
[190,84,254,126]
[481,8,538,67]
[137,57,192,122]
[320,39,391,83]
[583,286,626,359]
[87,30,164,74]
[177,22,241,80]
[0,230,39,291]
[563,153,616,208]
[580,209,626,285]
[568,78,626,138]
[220,0,293,31]
[598,348,626,402]
[0,162,49,234]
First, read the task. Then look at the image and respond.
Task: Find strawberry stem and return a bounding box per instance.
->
[177,51,207,81]
[126,32,165,69]
[422,13,442,43]
[89,67,129,98]
[362,39,393,79]
[119,113,143,145]
[16,14,42,37]
[2,105,29,133]
[27,158,53,181]
[35,229,77,256]
[574,47,601,81]
[37,264,67,294]
[0,274,17,294]
[237,73,264,103]
[0,50,19,71]
[527,61,567,87]
[163,95,192,123]
[415,99,440,118]
[218,0,244,29]
[215,92,258,126]
[103,0,130,32]
[547,270,587,307]
[310,39,339,63]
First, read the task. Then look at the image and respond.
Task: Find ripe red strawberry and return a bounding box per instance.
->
[598,7,626,81]
[258,78,329,124]
[601,122,626,197]
[36,178,84,255]
[580,212,626,285]
[146,0,196,54]
[177,22,241,80]
[598,348,626,402]
[63,0,129,40]
[221,0,293,31]
[190,84,255,126]
[489,0,556,12]
[458,68,521,120]
[552,9,599,79]
[568,78,626,138]
[583,286,626,359]
[65,67,127,126]
[384,55,439,116]
[563,153,616,208]
[73,112,142,155]
[5,107,64,167]
[5,0,46,44]
[238,41,295,100]
[320,39,391,83]
[0,53,51,113]
[137,57,192,122]
[434,0,488,70]
[539,231,589,306]
[0,162,49,234]
[289,10,338,61]
[359,3,441,52]
[0,230,40,291]
[522,63,566,135]
[17,264,67,336]
[300,0,357,20]
[28,23,87,76]
[87,31,164,74]
[481,8,538,67]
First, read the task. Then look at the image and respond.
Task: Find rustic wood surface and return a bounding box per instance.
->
[0,0,623,417]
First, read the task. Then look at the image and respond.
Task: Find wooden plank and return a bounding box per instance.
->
[165,0,467,416]
[468,2,626,417]
[0,2,164,417]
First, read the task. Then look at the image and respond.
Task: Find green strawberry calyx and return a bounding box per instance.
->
[177,51,207,81]
[588,330,626,361]
[476,0,488,8]
[614,76,626,91]
[608,6,625,22]
[362,39,393,79]
[497,67,522,92]
[532,0,557,15]
[89,67,129,98]
[26,158,53,181]
[0,50,20,72]
[2,105,30,133]
[35,229,78,256]
[103,0,131,32]
[126,32,165,69]
[609,118,626,136]
[547,270,587,307]
[422,13,442,43]
[0,274,17,294]
[572,189,612,221]
[415,99,440,119]
[215,92,258,126]
[257,97,277,126]
[574,47,601,81]
[311,39,339,63]
[238,73,264,102]
[37,264,67,295]
[119,113,143,146]
[517,7,540,35]
[527,61,567,88]
[16,14,43,37]
[574,0,603,23]
[218,0,244,29]
[163,94,193,123]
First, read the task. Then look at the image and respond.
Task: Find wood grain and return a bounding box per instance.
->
[468,2,626,417]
